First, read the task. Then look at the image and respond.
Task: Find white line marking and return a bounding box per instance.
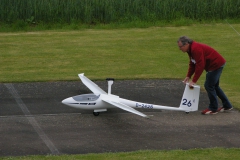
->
[0,113,82,119]
[225,20,240,37]
[4,84,60,155]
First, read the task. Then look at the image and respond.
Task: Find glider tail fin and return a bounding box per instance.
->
[179,83,200,112]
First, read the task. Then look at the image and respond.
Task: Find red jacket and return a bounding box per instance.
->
[187,41,226,83]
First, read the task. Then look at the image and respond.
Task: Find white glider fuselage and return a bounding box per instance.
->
[62,92,194,112]
[62,73,200,118]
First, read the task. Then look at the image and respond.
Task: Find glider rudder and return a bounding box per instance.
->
[179,84,200,112]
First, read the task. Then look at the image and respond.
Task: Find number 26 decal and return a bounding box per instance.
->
[182,99,192,107]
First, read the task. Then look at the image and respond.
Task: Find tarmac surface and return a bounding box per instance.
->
[0,80,239,156]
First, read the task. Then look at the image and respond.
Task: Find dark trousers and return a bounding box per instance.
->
[204,67,232,112]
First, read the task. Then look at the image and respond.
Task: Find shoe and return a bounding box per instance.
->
[201,108,218,115]
[217,107,233,112]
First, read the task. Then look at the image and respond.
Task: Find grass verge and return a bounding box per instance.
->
[1,148,239,160]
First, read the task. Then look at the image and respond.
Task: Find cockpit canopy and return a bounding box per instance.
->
[72,94,100,102]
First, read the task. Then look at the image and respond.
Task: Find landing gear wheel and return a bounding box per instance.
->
[93,112,100,116]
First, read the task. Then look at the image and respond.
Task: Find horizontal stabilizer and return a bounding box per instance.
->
[78,73,107,95]
[102,98,150,118]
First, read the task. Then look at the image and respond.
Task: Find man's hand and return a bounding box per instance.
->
[182,77,195,88]
[183,77,190,83]
[189,81,195,88]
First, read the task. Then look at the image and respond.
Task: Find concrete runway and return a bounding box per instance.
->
[0,80,239,156]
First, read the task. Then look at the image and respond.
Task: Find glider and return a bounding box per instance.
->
[62,73,200,118]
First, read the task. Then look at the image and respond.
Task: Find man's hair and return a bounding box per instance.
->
[177,36,193,45]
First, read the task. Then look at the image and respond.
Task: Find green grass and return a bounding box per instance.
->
[1,148,240,160]
[1,0,240,24]
[0,19,195,32]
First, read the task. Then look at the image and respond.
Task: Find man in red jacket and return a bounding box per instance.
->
[177,36,233,114]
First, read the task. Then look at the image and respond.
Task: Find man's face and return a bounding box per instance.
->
[178,41,189,52]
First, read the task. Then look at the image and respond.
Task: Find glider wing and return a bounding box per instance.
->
[78,73,107,95]
[102,98,150,118]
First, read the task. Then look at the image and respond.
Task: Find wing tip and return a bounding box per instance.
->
[145,115,154,119]
[78,73,84,77]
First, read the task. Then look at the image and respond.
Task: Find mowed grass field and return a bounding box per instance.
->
[1,148,240,160]
[1,23,239,109]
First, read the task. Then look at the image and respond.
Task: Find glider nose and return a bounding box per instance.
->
[62,97,74,105]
